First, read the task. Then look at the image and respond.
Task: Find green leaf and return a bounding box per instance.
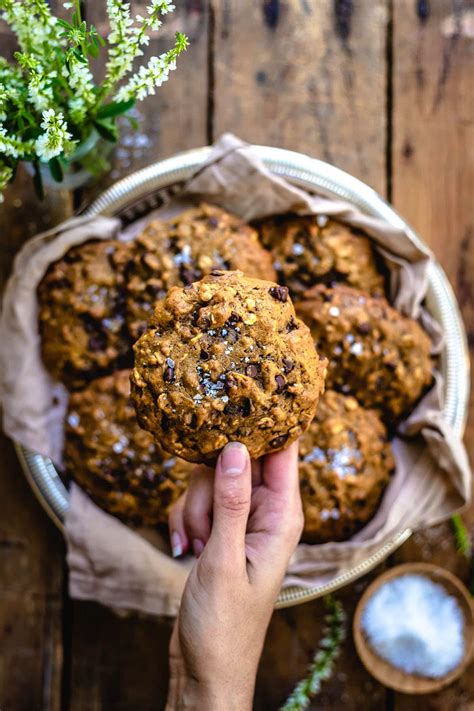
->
[57,18,73,30]
[48,157,64,183]
[451,514,472,558]
[93,119,118,143]
[32,162,45,201]
[96,99,135,119]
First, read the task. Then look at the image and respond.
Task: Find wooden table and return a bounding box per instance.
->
[1,2,473,709]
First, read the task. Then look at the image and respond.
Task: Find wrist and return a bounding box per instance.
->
[166,660,254,711]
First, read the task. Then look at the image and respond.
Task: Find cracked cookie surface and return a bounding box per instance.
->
[297,284,433,422]
[38,239,132,390]
[300,390,394,543]
[255,214,385,300]
[125,203,276,338]
[131,271,327,463]
[64,370,191,525]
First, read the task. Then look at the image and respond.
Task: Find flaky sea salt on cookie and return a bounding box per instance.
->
[131,270,327,464]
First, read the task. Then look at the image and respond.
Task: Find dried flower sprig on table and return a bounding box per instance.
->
[281,595,347,711]
[0,0,188,199]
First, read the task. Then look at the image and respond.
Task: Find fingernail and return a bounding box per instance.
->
[192,538,205,557]
[220,442,247,476]
[171,531,183,558]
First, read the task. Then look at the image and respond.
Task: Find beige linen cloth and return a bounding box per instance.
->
[0,134,470,616]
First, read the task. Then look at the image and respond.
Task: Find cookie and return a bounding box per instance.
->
[300,390,394,543]
[125,203,276,338]
[131,271,327,463]
[255,214,385,299]
[297,284,433,422]
[64,370,192,526]
[38,239,133,390]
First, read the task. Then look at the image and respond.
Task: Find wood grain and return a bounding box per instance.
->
[211,0,389,194]
[255,570,388,710]
[65,3,210,709]
[82,0,210,201]
[391,0,474,707]
[67,603,173,711]
[0,5,71,710]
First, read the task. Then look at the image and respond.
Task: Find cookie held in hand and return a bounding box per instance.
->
[131,271,327,463]
[64,370,192,526]
[300,390,394,543]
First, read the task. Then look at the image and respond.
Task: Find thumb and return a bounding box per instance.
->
[207,442,252,567]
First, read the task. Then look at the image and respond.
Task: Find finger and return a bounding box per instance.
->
[182,464,214,557]
[262,440,300,496]
[251,457,263,487]
[168,491,189,558]
[207,442,252,567]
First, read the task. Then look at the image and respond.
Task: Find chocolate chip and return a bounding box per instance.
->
[163,366,175,383]
[275,374,286,392]
[224,374,236,393]
[88,333,107,352]
[210,269,225,276]
[180,265,200,285]
[358,322,371,334]
[286,316,298,332]
[246,364,258,378]
[282,357,294,374]
[241,397,252,416]
[224,402,240,415]
[47,277,71,290]
[190,413,198,429]
[161,413,170,431]
[208,217,219,228]
[386,360,397,371]
[226,311,241,326]
[270,434,288,449]
[200,349,210,361]
[269,285,289,302]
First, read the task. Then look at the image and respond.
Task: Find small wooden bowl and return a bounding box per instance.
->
[353,563,474,694]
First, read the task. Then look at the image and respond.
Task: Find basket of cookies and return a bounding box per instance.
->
[1,135,470,612]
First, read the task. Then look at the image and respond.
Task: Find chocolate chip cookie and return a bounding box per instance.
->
[300,390,394,543]
[125,203,276,338]
[64,370,192,526]
[297,284,433,422]
[255,214,385,299]
[38,239,133,390]
[131,271,327,463]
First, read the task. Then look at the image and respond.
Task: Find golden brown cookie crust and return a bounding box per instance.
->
[255,214,385,299]
[38,239,133,390]
[300,390,394,543]
[64,370,191,525]
[297,284,433,422]
[131,271,327,463]
[125,203,277,338]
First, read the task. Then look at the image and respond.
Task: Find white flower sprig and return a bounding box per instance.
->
[281,596,347,711]
[0,0,188,199]
[35,109,73,161]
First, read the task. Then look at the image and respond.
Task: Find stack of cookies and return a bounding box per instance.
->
[37,204,433,541]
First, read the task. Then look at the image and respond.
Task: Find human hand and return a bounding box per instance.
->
[165,441,303,711]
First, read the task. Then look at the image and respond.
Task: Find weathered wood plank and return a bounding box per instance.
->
[0,4,72,709]
[255,569,387,711]
[67,603,173,711]
[66,4,210,709]
[0,435,65,711]
[211,0,389,194]
[83,0,210,197]
[211,2,391,708]
[391,0,474,707]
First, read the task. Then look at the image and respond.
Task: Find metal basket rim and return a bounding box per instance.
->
[15,143,470,608]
